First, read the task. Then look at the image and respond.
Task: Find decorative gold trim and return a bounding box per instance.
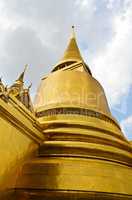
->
[36,107,120,130]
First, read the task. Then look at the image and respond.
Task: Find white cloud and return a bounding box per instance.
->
[121,115,132,139]
[0,0,114,92]
[90,1,132,109]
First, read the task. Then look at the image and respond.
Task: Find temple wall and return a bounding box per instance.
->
[0,95,44,193]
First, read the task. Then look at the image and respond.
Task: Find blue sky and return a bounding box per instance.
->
[0,0,131,139]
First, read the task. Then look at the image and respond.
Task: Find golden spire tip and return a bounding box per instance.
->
[71,25,76,38]
[24,64,28,73]
[16,64,28,83]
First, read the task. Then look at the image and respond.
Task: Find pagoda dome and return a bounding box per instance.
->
[34,27,110,118]
[34,68,111,117]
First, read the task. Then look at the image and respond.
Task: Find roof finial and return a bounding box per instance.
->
[71,25,76,38]
[18,64,28,83]
[24,64,28,73]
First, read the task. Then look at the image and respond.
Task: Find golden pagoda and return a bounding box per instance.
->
[0,28,132,200]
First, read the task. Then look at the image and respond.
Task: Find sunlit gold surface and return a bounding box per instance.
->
[0,95,44,198]
[0,29,132,199]
[35,69,110,115]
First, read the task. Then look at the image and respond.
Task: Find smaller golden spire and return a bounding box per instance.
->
[8,65,28,96]
[16,64,28,84]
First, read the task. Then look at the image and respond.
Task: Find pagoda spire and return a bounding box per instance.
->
[16,64,28,84]
[8,65,28,96]
[52,27,88,72]
[60,26,83,62]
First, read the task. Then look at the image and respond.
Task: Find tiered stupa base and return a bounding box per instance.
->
[14,117,132,199]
